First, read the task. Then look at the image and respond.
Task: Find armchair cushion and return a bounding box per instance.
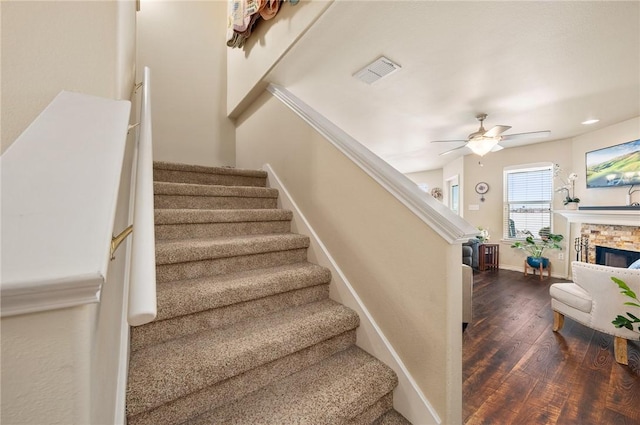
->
[549,282,591,313]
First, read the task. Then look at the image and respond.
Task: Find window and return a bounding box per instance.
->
[503,163,553,239]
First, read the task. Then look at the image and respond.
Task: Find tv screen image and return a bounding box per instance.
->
[586,139,640,188]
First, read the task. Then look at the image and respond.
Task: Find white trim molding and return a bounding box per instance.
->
[267,84,478,244]
[1,91,131,317]
[0,274,103,317]
[556,209,640,226]
[264,163,441,425]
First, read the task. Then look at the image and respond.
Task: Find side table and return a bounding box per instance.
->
[479,243,499,271]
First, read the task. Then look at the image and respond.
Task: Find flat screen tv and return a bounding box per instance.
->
[586,139,640,188]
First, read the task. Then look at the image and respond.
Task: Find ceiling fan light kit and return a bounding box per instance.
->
[467,136,500,156]
[432,113,550,157]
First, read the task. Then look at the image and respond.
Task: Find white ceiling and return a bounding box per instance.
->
[267,1,640,173]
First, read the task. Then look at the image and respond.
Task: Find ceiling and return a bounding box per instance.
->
[267,1,640,173]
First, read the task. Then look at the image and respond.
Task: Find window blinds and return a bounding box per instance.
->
[504,166,553,239]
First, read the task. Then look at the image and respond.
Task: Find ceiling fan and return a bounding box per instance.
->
[431,113,551,156]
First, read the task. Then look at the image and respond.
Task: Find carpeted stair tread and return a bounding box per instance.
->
[154,181,278,198]
[155,263,331,321]
[127,332,357,425]
[372,409,413,425]
[155,233,310,265]
[155,208,293,224]
[154,161,267,178]
[185,346,398,425]
[347,393,394,425]
[154,209,293,239]
[126,299,360,417]
[131,284,330,352]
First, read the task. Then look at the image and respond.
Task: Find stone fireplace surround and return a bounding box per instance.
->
[581,224,640,264]
[557,208,640,265]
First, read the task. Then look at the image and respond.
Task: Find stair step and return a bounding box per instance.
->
[184,346,398,425]
[156,233,309,264]
[126,299,360,418]
[155,208,293,239]
[155,234,310,283]
[131,263,332,351]
[372,409,413,425]
[156,262,330,320]
[127,331,357,425]
[154,161,267,187]
[347,393,393,425]
[154,182,278,209]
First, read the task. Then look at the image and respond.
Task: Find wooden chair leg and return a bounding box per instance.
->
[538,263,543,281]
[553,311,564,332]
[614,336,628,365]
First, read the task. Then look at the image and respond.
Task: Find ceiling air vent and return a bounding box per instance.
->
[353,56,401,85]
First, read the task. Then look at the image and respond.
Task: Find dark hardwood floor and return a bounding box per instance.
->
[463,268,640,425]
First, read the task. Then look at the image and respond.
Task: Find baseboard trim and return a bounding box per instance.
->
[263,163,441,425]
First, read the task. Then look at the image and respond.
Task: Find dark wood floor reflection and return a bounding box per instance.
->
[463,269,640,425]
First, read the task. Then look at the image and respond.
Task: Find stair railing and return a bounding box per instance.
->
[127,66,157,326]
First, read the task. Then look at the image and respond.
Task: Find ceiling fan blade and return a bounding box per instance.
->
[501,130,551,142]
[439,144,468,156]
[483,125,511,138]
[430,139,468,143]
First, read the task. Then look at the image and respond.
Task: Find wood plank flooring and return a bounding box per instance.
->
[463,269,640,425]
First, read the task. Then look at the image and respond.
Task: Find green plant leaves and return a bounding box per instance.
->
[611,276,640,333]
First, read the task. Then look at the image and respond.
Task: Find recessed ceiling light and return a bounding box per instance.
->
[581,119,600,125]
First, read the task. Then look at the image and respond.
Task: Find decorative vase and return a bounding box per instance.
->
[527,256,549,269]
[564,202,578,210]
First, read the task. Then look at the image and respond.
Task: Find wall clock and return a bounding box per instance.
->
[475,182,489,194]
[475,182,489,202]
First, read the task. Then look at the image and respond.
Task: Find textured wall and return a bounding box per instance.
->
[1,1,121,152]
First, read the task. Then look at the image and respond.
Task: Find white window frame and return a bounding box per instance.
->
[503,162,554,241]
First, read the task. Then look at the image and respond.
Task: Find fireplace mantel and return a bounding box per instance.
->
[556,209,640,226]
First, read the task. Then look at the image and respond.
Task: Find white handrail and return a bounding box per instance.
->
[128,67,157,326]
[267,84,478,244]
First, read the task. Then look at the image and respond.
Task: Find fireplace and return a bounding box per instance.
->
[595,246,640,268]
[580,224,640,265]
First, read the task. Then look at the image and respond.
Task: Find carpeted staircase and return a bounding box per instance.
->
[125,161,412,425]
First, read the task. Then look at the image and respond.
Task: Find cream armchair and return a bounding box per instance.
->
[550,261,640,364]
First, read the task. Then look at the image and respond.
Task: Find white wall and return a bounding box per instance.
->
[1,1,125,152]
[404,168,443,194]
[227,0,333,116]
[1,306,95,424]
[137,0,235,167]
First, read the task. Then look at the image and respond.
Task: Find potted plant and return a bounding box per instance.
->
[511,229,564,269]
[554,164,580,209]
